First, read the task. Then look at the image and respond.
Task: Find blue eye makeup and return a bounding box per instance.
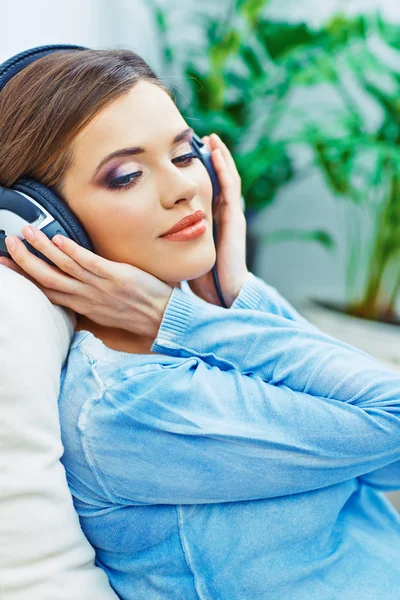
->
[104,151,198,192]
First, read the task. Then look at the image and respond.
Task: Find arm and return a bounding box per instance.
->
[82,351,400,506]
[229,272,400,491]
[230,271,318,330]
[151,282,400,493]
[357,462,400,491]
[152,282,399,406]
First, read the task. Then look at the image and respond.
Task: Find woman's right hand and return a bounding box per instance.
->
[188,133,248,308]
[0,227,174,338]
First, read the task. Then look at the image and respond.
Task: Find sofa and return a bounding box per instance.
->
[0,264,118,599]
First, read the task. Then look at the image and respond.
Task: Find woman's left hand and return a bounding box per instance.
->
[187,133,248,307]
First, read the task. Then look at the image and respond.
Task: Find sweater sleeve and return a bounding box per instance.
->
[229,272,400,492]
[85,353,400,505]
[151,282,397,398]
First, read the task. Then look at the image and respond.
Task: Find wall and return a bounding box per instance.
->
[0,0,119,61]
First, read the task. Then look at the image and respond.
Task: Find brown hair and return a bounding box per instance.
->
[0,48,171,201]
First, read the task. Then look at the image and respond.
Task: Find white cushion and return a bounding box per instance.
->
[0,265,118,599]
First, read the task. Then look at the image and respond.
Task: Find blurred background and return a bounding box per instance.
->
[2,0,400,509]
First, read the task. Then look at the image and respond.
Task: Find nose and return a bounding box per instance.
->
[158,163,198,208]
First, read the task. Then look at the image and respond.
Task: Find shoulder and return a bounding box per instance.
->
[59,329,202,414]
[59,341,210,464]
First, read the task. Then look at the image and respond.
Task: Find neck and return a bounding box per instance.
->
[75,315,156,354]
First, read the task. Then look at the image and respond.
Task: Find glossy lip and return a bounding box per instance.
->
[160,219,207,241]
[160,209,205,236]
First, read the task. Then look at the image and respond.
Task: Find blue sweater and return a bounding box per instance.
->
[58,272,400,600]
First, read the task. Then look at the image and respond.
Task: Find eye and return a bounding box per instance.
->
[106,152,198,193]
[106,171,142,192]
[172,152,197,166]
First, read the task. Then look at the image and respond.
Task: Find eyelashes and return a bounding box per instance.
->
[106,152,198,192]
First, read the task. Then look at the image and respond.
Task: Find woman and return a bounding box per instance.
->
[1,48,400,600]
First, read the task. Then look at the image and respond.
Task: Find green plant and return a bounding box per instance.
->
[280,13,400,323]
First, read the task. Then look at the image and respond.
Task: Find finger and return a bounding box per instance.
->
[1,254,80,321]
[37,286,81,312]
[209,133,240,181]
[21,225,98,283]
[51,233,115,279]
[0,257,16,269]
[0,256,37,284]
[211,149,235,193]
[5,235,87,294]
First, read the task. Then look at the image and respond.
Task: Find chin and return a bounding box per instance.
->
[161,244,216,285]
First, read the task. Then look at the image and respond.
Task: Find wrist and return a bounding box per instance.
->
[225,269,249,307]
[151,288,174,337]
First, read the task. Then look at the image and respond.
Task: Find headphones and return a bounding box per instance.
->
[0,44,228,307]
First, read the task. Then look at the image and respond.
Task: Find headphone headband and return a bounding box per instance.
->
[0,44,88,92]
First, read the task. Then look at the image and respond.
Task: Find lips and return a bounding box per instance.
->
[161,210,205,236]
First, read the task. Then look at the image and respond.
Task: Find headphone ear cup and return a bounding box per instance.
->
[12,177,93,251]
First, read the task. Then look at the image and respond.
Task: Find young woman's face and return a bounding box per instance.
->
[62,80,215,287]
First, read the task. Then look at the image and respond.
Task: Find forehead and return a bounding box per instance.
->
[71,80,187,162]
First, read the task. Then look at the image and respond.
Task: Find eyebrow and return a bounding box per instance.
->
[93,126,194,176]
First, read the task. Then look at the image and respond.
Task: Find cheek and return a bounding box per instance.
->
[82,199,151,261]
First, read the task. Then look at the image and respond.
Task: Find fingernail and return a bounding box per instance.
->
[5,237,15,251]
[22,226,34,240]
[52,235,63,246]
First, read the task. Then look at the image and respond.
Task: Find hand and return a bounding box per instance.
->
[0,228,174,338]
[188,133,249,307]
